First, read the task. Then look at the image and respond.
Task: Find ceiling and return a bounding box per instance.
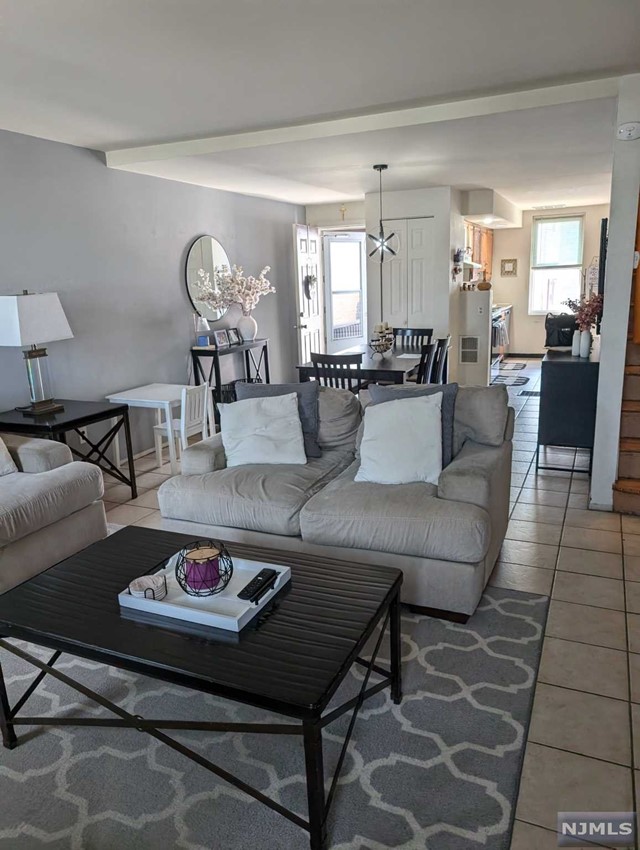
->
[116,98,618,207]
[0,0,637,207]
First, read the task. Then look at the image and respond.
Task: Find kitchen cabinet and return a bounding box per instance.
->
[381,217,436,328]
[465,222,494,279]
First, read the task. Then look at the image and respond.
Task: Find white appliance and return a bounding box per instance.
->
[457,289,492,386]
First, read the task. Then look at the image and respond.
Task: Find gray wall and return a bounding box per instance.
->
[0,128,303,453]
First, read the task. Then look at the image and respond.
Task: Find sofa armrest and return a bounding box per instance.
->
[180,434,227,475]
[2,434,73,473]
[438,439,511,514]
[504,406,515,442]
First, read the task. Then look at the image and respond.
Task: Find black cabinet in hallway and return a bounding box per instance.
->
[537,349,599,473]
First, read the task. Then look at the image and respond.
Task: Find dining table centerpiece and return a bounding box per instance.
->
[195,264,275,341]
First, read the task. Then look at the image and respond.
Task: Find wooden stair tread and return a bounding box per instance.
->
[620,438,640,452]
[614,479,640,494]
[626,366,640,376]
[622,401,640,413]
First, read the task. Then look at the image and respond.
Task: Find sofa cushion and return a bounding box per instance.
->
[235,381,321,458]
[0,437,17,477]
[0,462,104,546]
[218,393,307,467]
[158,448,353,536]
[453,384,509,456]
[355,394,442,485]
[300,461,491,563]
[317,387,362,450]
[368,382,458,466]
[2,433,72,473]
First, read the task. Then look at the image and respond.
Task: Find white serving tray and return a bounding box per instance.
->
[118,553,291,633]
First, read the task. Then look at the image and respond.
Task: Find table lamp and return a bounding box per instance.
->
[0,291,74,415]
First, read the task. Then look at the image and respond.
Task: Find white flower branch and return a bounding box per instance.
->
[194,265,275,316]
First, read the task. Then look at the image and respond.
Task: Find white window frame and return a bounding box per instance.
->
[528,214,584,315]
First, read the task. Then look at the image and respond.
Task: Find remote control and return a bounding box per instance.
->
[237,569,278,602]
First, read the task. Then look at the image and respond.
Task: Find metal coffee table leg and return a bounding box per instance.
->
[303,720,327,850]
[0,659,17,749]
[390,590,403,704]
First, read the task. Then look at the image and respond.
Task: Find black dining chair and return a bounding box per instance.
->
[394,328,434,382]
[415,342,438,385]
[393,327,434,350]
[431,336,451,384]
[310,352,366,394]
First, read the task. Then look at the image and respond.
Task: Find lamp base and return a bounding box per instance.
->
[19,400,65,417]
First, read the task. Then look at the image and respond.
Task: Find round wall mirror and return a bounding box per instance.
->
[185,235,231,321]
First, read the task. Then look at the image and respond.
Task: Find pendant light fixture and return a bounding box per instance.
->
[367,164,399,263]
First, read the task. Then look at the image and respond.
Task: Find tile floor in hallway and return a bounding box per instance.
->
[102,359,639,849]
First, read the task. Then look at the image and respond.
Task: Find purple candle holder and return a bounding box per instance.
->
[185,547,221,592]
[175,540,233,597]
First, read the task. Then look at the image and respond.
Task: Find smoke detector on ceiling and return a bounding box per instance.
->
[617,122,640,141]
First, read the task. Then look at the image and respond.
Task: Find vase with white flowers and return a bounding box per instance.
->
[195,264,275,341]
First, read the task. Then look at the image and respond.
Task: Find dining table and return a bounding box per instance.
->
[105,383,188,476]
[296,345,422,385]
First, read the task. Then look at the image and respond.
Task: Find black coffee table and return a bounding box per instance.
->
[0,527,402,850]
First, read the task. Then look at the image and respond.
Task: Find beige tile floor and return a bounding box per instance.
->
[493,361,638,849]
[102,361,638,848]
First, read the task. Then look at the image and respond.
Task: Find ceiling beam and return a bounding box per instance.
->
[105,77,619,168]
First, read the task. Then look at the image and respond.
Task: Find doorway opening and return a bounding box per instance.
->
[322,231,367,354]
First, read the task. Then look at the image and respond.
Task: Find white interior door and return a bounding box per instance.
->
[294,225,324,362]
[381,219,407,328]
[407,217,436,326]
[323,232,367,354]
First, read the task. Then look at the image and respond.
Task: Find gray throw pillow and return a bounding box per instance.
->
[0,436,17,476]
[235,381,321,457]
[453,384,509,456]
[367,382,458,467]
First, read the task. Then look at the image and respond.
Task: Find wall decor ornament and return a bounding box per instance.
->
[500,259,518,277]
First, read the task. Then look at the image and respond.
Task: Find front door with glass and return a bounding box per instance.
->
[323,232,367,354]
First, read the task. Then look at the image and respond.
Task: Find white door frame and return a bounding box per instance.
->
[293,224,325,363]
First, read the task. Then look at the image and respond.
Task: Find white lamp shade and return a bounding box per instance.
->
[0,293,74,347]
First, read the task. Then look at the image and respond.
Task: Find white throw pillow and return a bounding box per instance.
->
[218,392,307,467]
[355,393,442,485]
[0,437,17,476]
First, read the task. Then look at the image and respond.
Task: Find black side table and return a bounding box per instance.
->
[0,400,137,498]
[191,339,270,405]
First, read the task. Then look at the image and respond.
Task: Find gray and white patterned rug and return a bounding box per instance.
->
[0,587,548,850]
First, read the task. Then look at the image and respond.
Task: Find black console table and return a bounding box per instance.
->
[191,339,270,405]
[537,349,599,473]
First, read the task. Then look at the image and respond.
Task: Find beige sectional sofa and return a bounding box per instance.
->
[158,384,513,620]
[0,435,107,593]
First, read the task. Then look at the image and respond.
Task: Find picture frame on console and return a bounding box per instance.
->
[213,330,229,348]
[227,328,240,345]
